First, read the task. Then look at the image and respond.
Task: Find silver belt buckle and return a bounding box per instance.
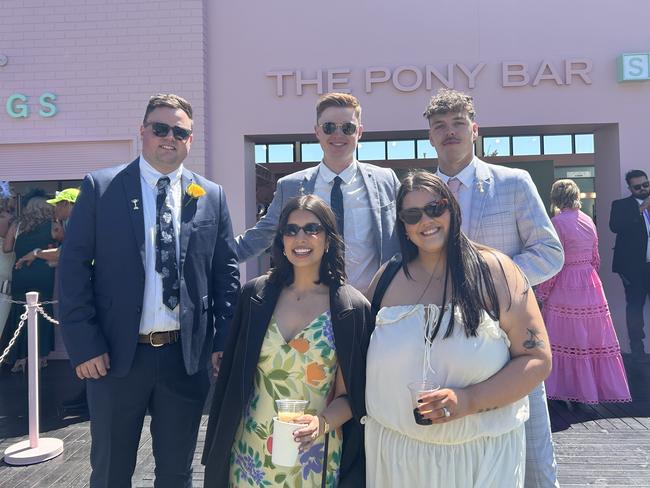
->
[149,331,165,347]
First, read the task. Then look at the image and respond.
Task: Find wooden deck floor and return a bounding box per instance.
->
[1,357,649,487]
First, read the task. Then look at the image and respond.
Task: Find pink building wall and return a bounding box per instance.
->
[206,0,650,350]
[1,0,649,351]
[0,0,207,178]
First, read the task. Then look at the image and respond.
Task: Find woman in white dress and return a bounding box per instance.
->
[364,171,552,487]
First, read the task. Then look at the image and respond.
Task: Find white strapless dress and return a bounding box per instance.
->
[365,304,529,488]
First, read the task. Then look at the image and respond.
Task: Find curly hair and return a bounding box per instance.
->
[18,196,53,233]
[268,195,346,288]
[423,88,476,123]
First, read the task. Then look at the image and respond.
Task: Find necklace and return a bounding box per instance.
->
[414,259,446,304]
[288,284,319,302]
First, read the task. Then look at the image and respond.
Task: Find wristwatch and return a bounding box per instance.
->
[320,414,330,435]
[33,248,42,258]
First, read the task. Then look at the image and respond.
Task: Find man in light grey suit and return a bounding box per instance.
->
[236,92,400,292]
[425,89,564,487]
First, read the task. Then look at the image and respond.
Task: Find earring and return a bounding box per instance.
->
[282,249,286,256]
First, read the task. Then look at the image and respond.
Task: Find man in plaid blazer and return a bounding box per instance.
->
[426,89,564,487]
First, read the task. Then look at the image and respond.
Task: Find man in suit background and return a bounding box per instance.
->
[609,169,650,362]
[59,94,240,488]
[425,88,564,487]
[236,92,400,292]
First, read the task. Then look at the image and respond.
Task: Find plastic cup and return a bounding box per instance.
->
[275,399,308,423]
[408,380,440,425]
[271,417,301,467]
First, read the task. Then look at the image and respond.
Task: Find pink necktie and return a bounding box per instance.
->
[447,177,461,201]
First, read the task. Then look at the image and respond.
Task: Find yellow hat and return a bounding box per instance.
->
[47,188,80,205]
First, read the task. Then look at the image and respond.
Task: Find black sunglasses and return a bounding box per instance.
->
[319,121,358,136]
[632,182,650,191]
[398,199,449,225]
[282,223,324,237]
[145,122,192,141]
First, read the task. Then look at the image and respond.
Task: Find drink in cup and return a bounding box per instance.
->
[408,380,440,426]
[275,399,309,423]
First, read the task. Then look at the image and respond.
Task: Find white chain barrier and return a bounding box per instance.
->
[3,291,65,464]
[0,298,59,365]
[0,308,28,365]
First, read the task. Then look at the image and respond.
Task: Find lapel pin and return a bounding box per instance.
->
[476,181,484,193]
[131,198,140,210]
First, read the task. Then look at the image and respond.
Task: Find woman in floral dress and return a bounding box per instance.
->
[202,195,371,488]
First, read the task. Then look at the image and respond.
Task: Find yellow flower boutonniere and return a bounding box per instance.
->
[186,182,206,199]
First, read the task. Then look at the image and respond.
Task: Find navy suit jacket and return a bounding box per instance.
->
[59,159,240,377]
[609,195,648,277]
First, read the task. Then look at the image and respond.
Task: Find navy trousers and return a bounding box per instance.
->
[86,342,209,488]
[620,263,650,354]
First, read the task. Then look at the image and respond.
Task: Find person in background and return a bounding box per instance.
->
[537,179,631,404]
[0,190,56,373]
[203,195,370,487]
[364,171,551,487]
[14,188,79,269]
[609,169,650,362]
[0,198,16,340]
[14,188,84,410]
[425,88,563,487]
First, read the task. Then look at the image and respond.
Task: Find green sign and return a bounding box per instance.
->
[618,53,650,82]
[6,92,58,118]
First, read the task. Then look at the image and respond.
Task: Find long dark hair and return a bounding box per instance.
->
[267,195,346,288]
[396,170,506,339]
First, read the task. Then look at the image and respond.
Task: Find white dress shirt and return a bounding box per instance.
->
[138,156,182,334]
[314,160,378,292]
[436,157,478,234]
[635,197,650,262]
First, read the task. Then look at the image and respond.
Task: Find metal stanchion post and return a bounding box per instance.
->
[4,292,64,465]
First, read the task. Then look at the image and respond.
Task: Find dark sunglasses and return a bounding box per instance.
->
[145,122,192,141]
[282,223,324,237]
[319,121,358,136]
[398,199,449,225]
[632,182,650,191]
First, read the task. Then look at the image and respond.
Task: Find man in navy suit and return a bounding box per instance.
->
[59,94,240,488]
[610,169,650,362]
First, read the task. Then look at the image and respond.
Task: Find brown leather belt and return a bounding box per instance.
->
[138,330,180,347]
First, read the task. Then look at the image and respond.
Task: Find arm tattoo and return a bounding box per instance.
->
[523,327,545,350]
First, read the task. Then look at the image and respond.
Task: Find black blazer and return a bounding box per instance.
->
[609,195,649,278]
[59,159,240,376]
[201,275,372,488]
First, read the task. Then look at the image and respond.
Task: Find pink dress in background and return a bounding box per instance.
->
[536,209,631,404]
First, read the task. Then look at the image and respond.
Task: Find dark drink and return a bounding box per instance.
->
[413,408,432,425]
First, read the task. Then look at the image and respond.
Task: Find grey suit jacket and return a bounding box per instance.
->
[236,161,400,267]
[464,158,564,285]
